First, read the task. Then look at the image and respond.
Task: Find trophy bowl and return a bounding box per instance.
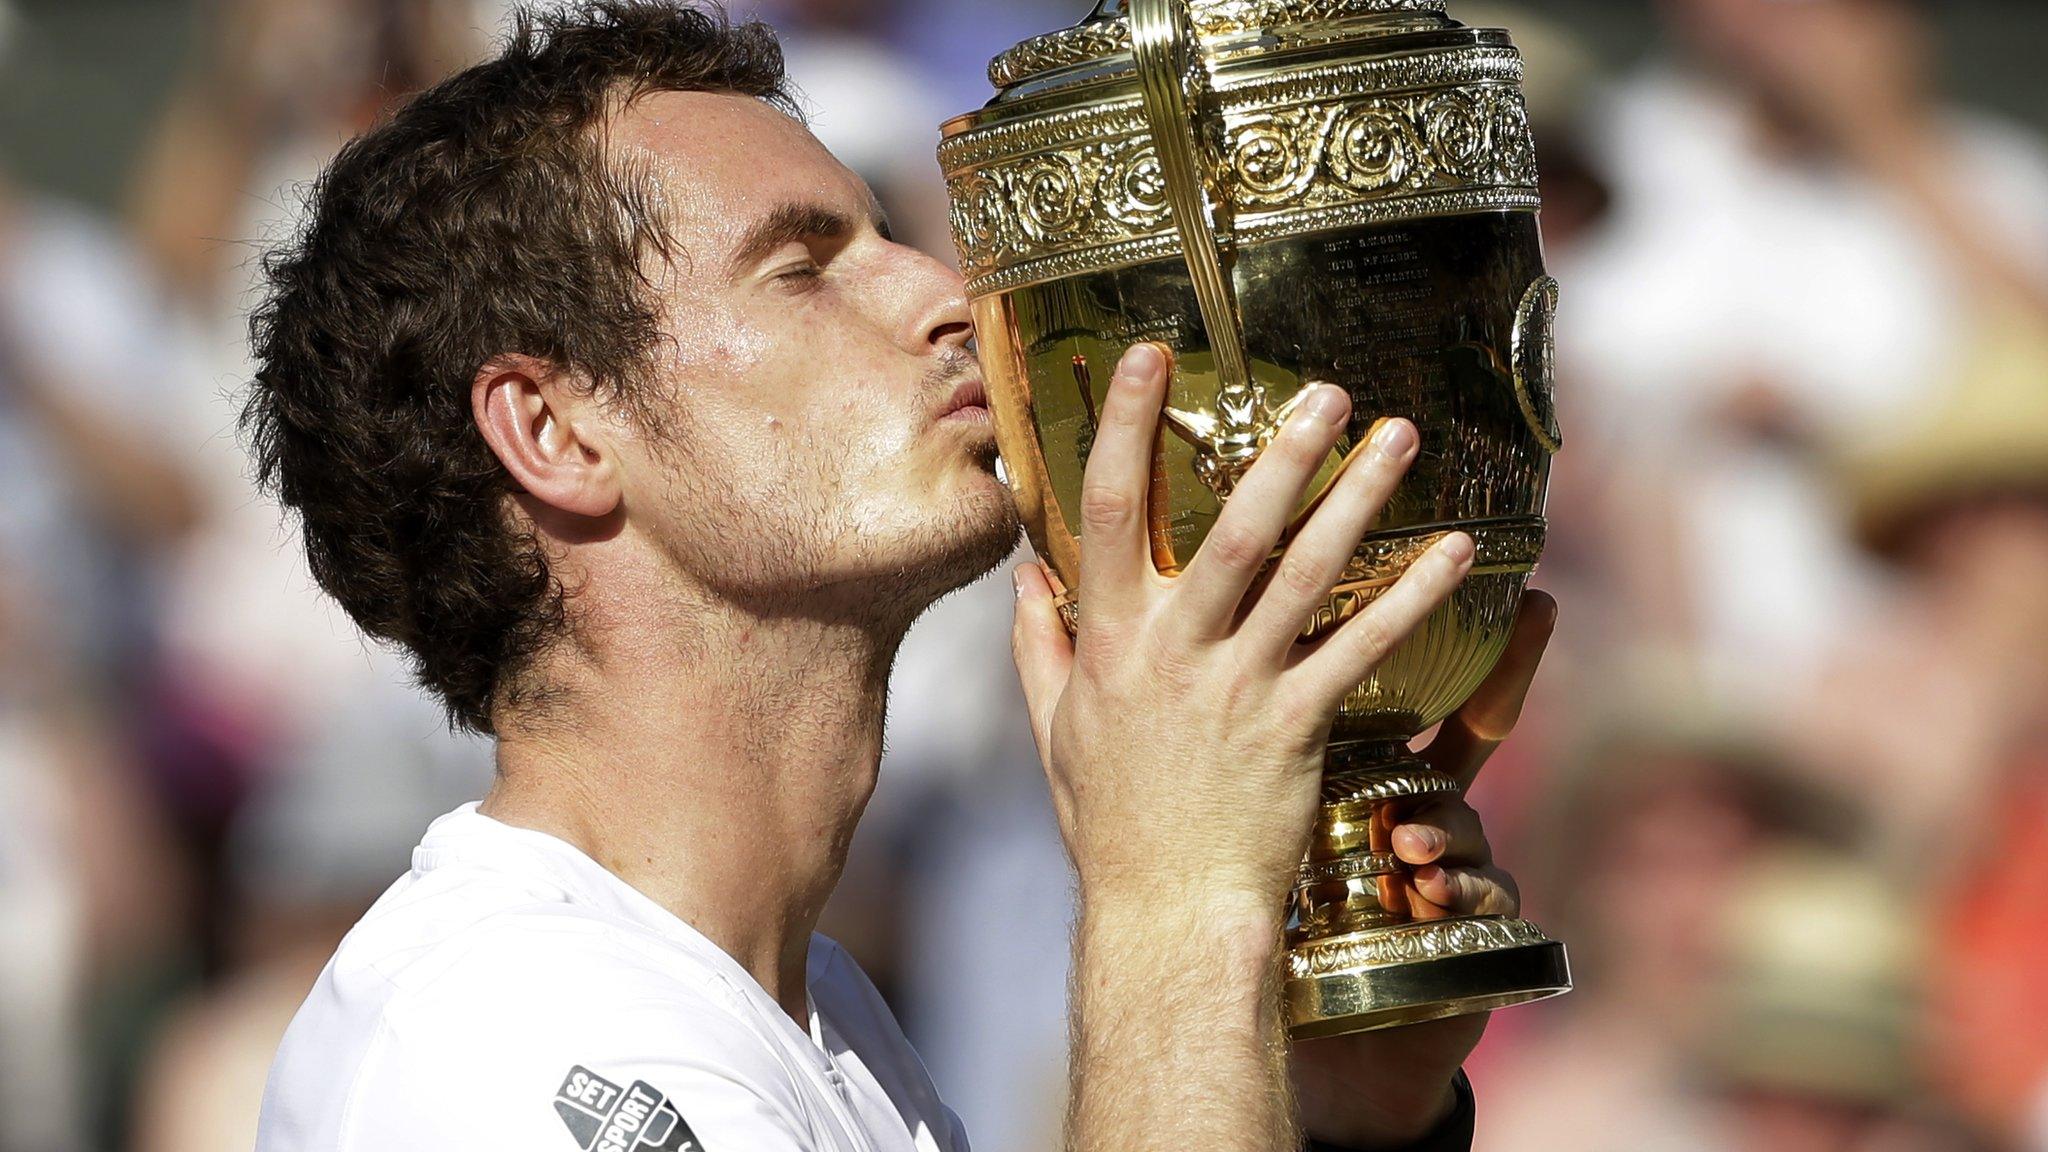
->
[940,0,1569,1038]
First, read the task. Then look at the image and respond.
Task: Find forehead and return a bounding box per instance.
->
[607,90,870,254]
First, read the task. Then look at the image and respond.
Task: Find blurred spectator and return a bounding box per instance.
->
[1803,306,2048,1146]
[0,141,211,1151]
[131,0,498,747]
[0,176,205,680]
[1696,848,1989,1152]
[0,566,89,1152]
[1475,709,1856,1152]
[128,0,497,308]
[104,0,499,976]
[1562,0,2048,709]
[130,675,489,1152]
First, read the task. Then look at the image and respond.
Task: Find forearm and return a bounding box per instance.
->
[1065,892,1295,1152]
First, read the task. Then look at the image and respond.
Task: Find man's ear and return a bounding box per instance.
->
[472,355,622,520]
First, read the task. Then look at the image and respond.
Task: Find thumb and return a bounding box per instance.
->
[1010,561,1074,772]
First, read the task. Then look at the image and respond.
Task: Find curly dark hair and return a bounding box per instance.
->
[244,1,794,734]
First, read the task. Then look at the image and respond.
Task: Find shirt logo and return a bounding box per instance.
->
[553,1065,705,1152]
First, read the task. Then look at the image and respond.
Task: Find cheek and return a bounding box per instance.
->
[658,286,774,379]
[659,292,930,492]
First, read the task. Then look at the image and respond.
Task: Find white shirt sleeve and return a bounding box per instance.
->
[336,1008,821,1152]
[316,926,831,1152]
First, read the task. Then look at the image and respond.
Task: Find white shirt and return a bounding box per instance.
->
[255,804,969,1152]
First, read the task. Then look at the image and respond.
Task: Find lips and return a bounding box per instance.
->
[937,376,990,421]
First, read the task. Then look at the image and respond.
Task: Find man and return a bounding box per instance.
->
[248,4,1552,1150]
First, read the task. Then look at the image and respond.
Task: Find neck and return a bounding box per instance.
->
[482,567,907,1024]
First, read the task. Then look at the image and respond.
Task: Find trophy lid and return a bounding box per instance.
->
[987,0,1458,94]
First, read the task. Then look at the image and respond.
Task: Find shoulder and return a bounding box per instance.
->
[262,904,817,1152]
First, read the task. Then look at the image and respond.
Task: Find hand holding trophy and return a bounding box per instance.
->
[944,0,1569,1039]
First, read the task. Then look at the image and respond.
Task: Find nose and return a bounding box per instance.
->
[894,244,974,355]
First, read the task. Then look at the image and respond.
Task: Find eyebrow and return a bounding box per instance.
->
[727,201,892,278]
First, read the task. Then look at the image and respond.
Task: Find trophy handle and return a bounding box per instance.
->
[1128,0,1248,396]
[1130,0,1287,478]
[1129,0,1357,506]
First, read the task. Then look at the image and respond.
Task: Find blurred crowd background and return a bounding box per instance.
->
[1,0,2045,1150]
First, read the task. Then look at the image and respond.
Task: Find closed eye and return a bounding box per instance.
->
[775,260,825,291]
[731,203,860,282]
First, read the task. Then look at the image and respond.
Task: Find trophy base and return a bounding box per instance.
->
[1285,920,1570,1039]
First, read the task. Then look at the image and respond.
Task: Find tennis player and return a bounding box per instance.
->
[246,5,1551,1151]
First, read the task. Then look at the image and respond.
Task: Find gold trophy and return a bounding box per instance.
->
[940,0,1569,1037]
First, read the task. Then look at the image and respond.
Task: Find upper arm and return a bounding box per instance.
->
[339,1035,819,1152]
[334,927,822,1152]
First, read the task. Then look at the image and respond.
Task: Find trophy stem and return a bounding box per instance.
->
[1283,740,1571,1039]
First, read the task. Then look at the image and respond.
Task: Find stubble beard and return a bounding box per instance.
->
[874,347,1023,623]
[913,346,1023,604]
[653,405,1021,636]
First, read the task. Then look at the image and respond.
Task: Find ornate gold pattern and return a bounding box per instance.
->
[1299,520,1544,641]
[1162,388,1315,498]
[1287,918,1551,977]
[1214,46,1523,110]
[966,187,1537,297]
[1297,852,1404,885]
[989,21,1136,90]
[944,47,1536,296]
[1512,275,1563,454]
[1339,519,1544,587]
[1188,0,1446,36]
[1234,187,1539,246]
[988,0,1451,89]
[1319,765,1459,806]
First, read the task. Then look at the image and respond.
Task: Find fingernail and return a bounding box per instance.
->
[1120,343,1165,381]
[1372,418,1416,458]
[1441,532,1475,565]
[1397,824,1445,861]
[1012,566,1029,598]
[1303,385,1347,427]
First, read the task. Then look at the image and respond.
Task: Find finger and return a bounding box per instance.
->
[1390,798,1489,868]
[1171,384,1351,637]
[1421,590,1557,789]
[1292,532,1474,713]
[1075,344,1172,620]
[1010,562,1074,772]
[1239,417,1418,655]
[1412,864,1521,918]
